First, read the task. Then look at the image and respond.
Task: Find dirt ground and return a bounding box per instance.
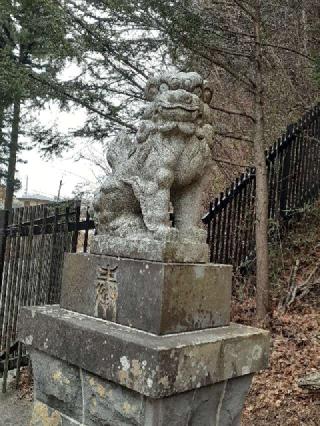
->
[237,300,320,426]
[239,204,320,425]
[0,371,32,426]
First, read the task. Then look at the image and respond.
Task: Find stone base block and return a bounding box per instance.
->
[90,235,209,264]
[18,305,269,399]
[30,349,253,426]
[61,254,232,334]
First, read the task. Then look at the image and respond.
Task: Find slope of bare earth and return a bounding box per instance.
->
[237,203,320,425]
[0,371,32,426]
[238,301,319,425]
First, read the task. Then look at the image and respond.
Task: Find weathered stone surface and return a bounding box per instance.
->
[18,305,269,399]
[90,236,209,264]
[61,253,232,334]
[298,372,320,391]
[30,400,63,426]
[92,72,215,262]
[83,371,145,425]
[31,350,83,422]
[217,375,253,426]
[29,350,253,425]
[143,380,228,425]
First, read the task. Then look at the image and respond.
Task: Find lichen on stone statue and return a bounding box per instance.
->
[93,72,214,247]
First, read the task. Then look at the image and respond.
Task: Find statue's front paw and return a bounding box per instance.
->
[154,226,178,241]
[188,227,207,243]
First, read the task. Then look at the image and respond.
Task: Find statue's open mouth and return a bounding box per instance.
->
[156,104,201,123]
[158,103,200,113]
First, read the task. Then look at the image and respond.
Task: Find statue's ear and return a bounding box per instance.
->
[203,81,213,105]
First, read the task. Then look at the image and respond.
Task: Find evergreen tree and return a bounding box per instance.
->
[0,0,77,208]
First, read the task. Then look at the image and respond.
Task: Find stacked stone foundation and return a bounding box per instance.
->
[30,349,253,426]
[18,243,269,426]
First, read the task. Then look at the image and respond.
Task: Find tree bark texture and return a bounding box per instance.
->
[253,2,270,323]
[4,98,21,210]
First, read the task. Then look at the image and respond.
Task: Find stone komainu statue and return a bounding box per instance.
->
[93,72,214,244]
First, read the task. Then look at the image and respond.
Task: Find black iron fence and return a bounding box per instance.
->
[0,200,95,391]
[203,103,320,267]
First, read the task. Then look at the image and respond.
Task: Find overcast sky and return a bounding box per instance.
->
[16,99,105,201]
[16,146,98,200]
[15,63,106,201]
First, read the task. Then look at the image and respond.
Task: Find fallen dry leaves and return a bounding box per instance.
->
[17,366,33,401]
[236,299,320,426]
[236,202,320,425]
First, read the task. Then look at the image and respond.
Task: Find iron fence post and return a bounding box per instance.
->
[0,210,9,293]
[280,148,291,219]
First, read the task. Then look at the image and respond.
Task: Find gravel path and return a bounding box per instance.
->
[0,373,32,426]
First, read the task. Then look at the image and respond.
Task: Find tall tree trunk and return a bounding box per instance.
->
[253,2,270,323]
[4,98,21,210]
[0,106,4,186]
[301,1,308,54]
[0,106,3,144]
[0,105,4,155]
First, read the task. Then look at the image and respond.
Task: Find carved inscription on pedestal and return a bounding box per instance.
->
[94,266,118,321]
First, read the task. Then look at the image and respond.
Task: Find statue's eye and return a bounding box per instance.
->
[147,85,159,100]
[170,78,180,90]
[193,87,203,98]
[159,83,169,93]
[184,79,192,91]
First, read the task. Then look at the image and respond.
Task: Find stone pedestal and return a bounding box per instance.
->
[61,254,232,334]
[18,250,269,426]
[90,235,210,264]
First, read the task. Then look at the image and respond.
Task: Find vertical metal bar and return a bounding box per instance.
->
[15,341,23,389]
[227,183,236,263]
[10,208,25,343]
[71,204,81,253]
[224,190,233,264]
[215,193,224,263]
[309,117,317,200]
[234,178,244,267]
[36,206,47,305]
[290,126,301,211]
[219,193,227,263]
[303,123,312,201]
[0,210,8,295]
[243,173,254,263]
[29,206,41,307]
[301,118,309,203]
[2,208,20,393]
[248,171,256,258]
[21,207,34,308]
[296,129,305,208]
[238,179,248,265]
[83,208,90,253]
[285,141,294,213]
[279,141,291,219]
[267,148,275,220]
[209,199,218,263]
[47,207,59,304]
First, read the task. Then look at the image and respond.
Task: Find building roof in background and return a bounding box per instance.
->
[16,193,53,202]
